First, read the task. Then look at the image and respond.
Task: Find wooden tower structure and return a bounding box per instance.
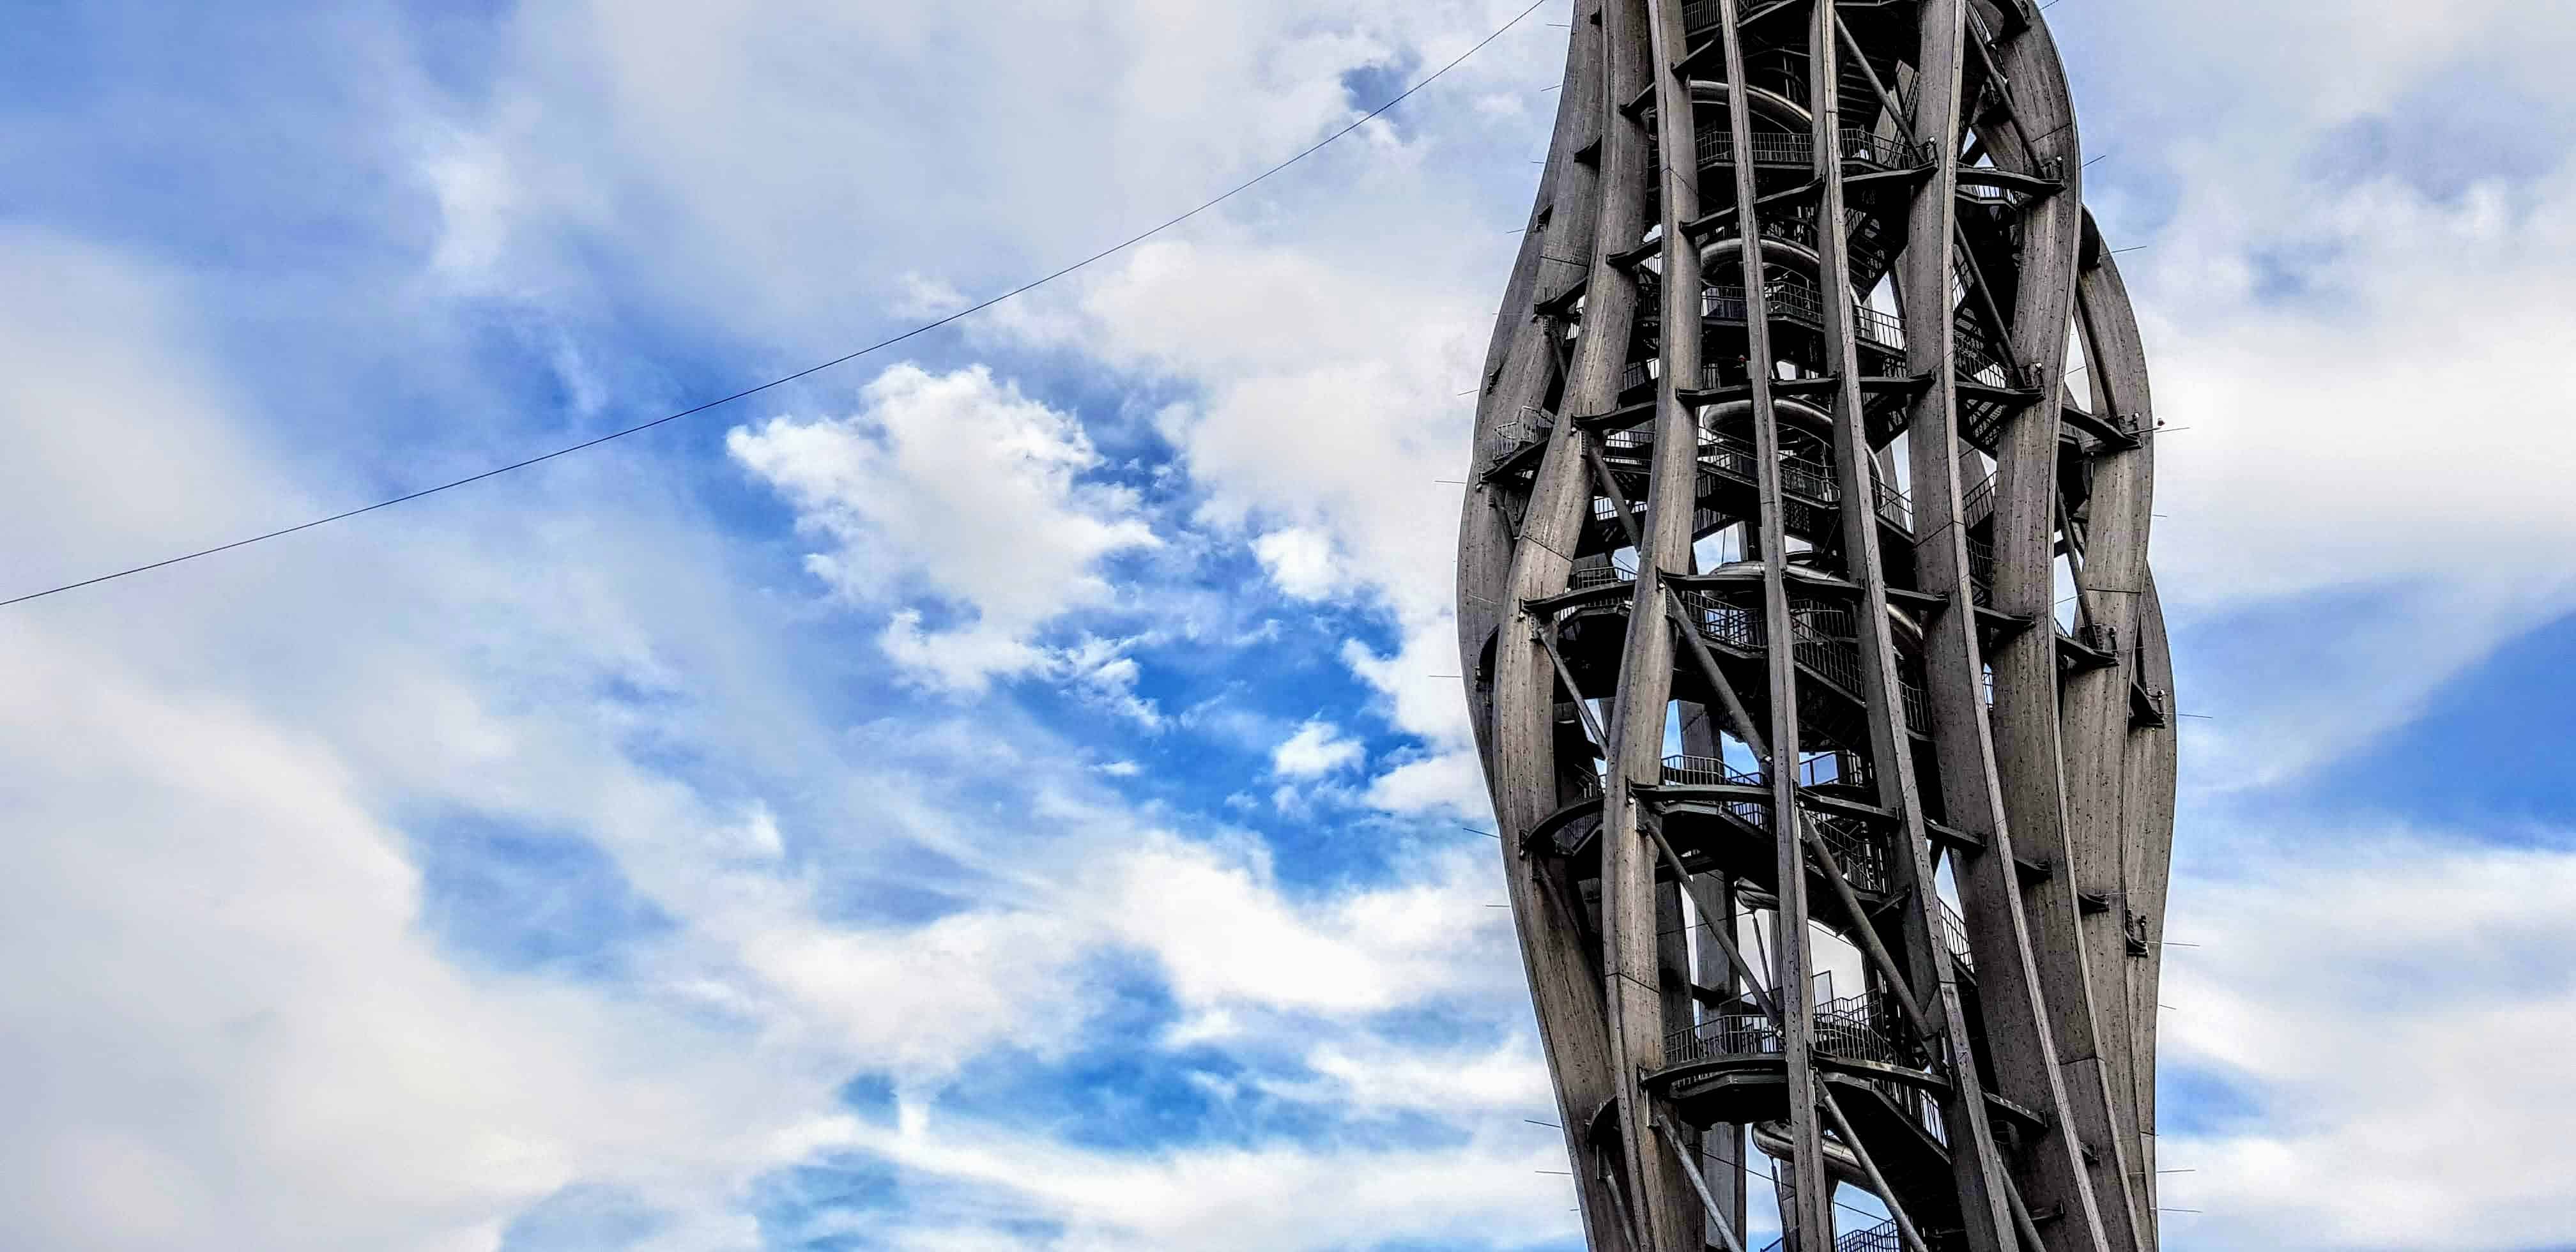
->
[1455,1,2176,1249]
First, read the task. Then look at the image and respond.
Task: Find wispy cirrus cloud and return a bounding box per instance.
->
[10,1,2576,1251]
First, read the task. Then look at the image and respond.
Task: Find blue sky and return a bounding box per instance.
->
[3,1,2573,1249]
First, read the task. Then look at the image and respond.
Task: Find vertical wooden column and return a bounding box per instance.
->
[2122,571,2179,1243]
[2064,240,2177,1247]
[1896,1,2115,1249]
[1463,4,1637,1247]
[1682,706,1750,1244]
[1458,0,1602,750]
[1804,3,2018,1247]
[1976,10,2151,1246]
[1596,0,1703,1242]
[1461,6,2176,1249]
[1688,3,1834,1246]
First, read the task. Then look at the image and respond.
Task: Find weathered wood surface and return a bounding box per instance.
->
[1455,2,2176,1248]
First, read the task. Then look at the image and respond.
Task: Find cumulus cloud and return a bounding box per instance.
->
[26,1,2576,1249]
[0,233,1538,1252]
[1363,750,1494,823]
[1271,719,1364,779]
[729,363,1159,690]
[988,235,1498,813]
[1253,527,1342,600]
[418,0,1554,820]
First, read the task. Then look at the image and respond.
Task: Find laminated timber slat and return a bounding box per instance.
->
[1457,1,2175,1248]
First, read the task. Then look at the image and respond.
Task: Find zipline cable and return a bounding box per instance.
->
[2,0,1552,611]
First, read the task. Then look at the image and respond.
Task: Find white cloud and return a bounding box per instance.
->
[422,137,519,286]
[1085,836,1514,1023]
[848,1113,1578,1252]
[2157,834,2576,1250]
[0,233,1537,1252]
[2077,0,2576,139]
[1364,750,1494,823]
[433,0,1558,344]
[1284,1038,1551,1116]
[729,363,1160,690]
[891,272,969,321]
[0,627,851,1252]
[1043,238,1485,634]
[2144,170,2576,607]
[2136,166,2576,784]
[1271,718,1364,778]
[417,0,1560,820]
[2038,6,2576,789]
[1253,526,1342,600]
[990,236,1498,812]
[0,235,917,1252]
[28,3,2576,1249]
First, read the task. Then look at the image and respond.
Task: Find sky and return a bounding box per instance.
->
[2,1,2573,1249]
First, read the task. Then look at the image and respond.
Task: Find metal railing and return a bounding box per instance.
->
[1706,213,1822,252]
[1486,406,1552,467]
[1962,470,1998,528]
[1846,129,1933,169]
[1758,1219,1903,1252]
[1660,754,1765,788]
[1855,303,1905,351]
[1687,126,1928,172]
[1942,899,1977,975]
[1702,430,1839,505]
[1704,281,1825,328]
[1693,128,1816,170]
[1809,810,1892,894]
[1954,321,2018,388]
[1686,282,1908,360]
[1620,357,1731,395]
[1898,657,1932,735]
[1566,770,1606,803]
[1680,0,1810,38]
[1664,991,1913,1069]
[1815,993,1912,1065]
[1703,429,1759,484]
[1676,590,1910,742]
[1779,450,1838,504]
[1873,478,1913,531]
[1590,495,1639,531]
[1789,599,1864,695]
[1568,561,1637,591]
[1677,588,1765,652]
[1965,536,1996,606]
[1666,1012,1781,1067]
[1660,749,1877,817]
[1799,750,1869,790]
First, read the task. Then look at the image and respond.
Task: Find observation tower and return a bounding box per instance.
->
[1455,2,2175,1249]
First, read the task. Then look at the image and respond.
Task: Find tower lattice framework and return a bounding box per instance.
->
[1456,2,2176,1249]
